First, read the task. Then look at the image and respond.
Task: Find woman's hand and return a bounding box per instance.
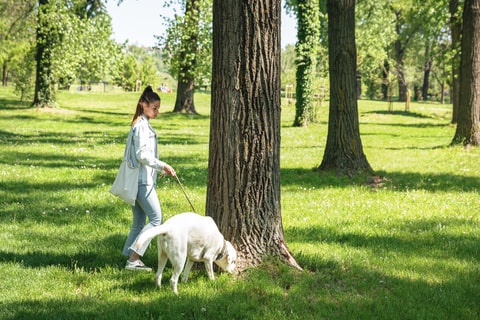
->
[163,164,176,177]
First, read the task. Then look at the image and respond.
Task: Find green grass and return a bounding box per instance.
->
[1,86,479,320]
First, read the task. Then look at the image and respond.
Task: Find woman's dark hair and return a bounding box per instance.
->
[131,85,161,125]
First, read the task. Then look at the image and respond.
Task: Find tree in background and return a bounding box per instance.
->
[58,10,118,89]
[72,0,106,18]
[33,0,117,107]
[116,52,138,91]
[139,55,159,88]
[207,0,301,271]
[417,0,450,103]
[33,0,62,107]
[292,0,320,127]
[388,1,423,102]
[172,0,200,114]
[319,0,372,176]
[356,0,395,100]
[451,0,480,146]
[158,0,212,114]
[0,0,36,87]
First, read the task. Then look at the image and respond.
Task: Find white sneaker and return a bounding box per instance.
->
[125,259,152,272]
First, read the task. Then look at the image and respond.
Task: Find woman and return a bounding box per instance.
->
[122,85,176,271]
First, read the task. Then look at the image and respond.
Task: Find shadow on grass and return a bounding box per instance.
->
[363,110,434,119]
[0,120,208,147]
[2,247,478,320]
[286,218,479,267]
[0,97,31,110]
[280,167,480,193]
[0,233,126,271]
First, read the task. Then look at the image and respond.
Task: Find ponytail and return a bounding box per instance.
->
[131,85,161,125]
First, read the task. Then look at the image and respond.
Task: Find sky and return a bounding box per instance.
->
[106,0,297,48]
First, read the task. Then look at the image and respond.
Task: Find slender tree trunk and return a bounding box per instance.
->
[173,0,199,114]
[451,0,480,146]
[381,60,389,100]
[394,39,408,102]
[2,60,8,86]
[207,0,301,271]
[319,0,373,176]
[441,81,446,104]
[422,45,432,101]
[450,0,462,123]
[293,0,319,127]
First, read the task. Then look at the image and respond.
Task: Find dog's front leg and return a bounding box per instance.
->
[204,260,215,280]
[182,259,194,283]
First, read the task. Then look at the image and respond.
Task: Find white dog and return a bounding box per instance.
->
[135,212,237,294]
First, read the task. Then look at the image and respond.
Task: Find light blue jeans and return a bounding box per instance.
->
[122,184,162,257]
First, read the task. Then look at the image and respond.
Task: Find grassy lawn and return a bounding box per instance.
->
[0,86,479,320]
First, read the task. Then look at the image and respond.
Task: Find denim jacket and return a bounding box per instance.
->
[124,115,166,186]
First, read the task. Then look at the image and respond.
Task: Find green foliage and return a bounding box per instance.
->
[0,0,36,85]
[0,86,479,319]
[356,0,396,99]
[71,13,120,84]
[116,53,139,91]
[112,46,163,91]
[13,47,36,101]
[281,44,296,87]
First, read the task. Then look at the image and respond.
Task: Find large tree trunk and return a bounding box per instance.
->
[450,0,462,123]
[207,0,301,272]
[451,0,480,146]
[172,0,199,114]
[33,0,56,108]
[173,79,197,114]
[319,0,373,176]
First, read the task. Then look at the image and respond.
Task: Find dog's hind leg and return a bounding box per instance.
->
[182,259,194,283]
[170,262,184,295]
[156,251,168,289]
[169,251,187,295]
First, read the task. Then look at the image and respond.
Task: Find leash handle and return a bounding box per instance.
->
[174,175,197,213]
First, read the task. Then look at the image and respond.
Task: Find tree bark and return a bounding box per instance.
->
[207,0,301,272]
[451,0,480,146]
[319,0,373,176]
[173,79,197,114]
[449,0,462,123]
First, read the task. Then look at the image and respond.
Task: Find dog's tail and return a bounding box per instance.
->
[135,225,168,249]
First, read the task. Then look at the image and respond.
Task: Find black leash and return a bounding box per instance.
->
[174,175,197,213]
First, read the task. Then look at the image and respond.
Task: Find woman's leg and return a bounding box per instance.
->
[127,184,162,257]
[122,203,147,257]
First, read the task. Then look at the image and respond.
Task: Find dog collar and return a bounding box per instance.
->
[215,240,228,261]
